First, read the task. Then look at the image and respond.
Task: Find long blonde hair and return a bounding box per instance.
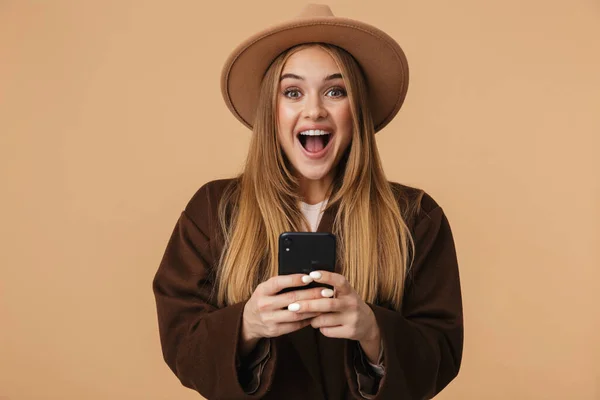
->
[216,43,416,311]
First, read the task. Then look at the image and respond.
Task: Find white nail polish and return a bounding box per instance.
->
[301,275,313,284]
[310,271,322,279]
[288,303,301,312]
[321,288,334,298]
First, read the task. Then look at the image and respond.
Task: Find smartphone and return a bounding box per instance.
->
[278,232,336,294]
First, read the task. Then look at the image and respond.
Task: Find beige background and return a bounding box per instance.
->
[1,1,598,399]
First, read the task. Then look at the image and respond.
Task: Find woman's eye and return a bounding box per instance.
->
[283,88,301,99]
[327,87,347,98]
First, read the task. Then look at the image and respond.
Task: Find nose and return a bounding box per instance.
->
[303,93,328,120]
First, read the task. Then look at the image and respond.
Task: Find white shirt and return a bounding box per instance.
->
[300,199,328,232]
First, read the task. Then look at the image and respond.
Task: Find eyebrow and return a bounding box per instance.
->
[279,73,343,82]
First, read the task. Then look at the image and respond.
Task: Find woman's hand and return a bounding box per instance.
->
[240,274,324,356]
[287,270,382,364]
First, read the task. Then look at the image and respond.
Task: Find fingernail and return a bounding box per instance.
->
[310,271,322,280]
[321,288,334,298]
[301,275,313,284]
[288,303,301,312]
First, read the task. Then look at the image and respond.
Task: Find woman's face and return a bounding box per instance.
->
[277,46,353,182]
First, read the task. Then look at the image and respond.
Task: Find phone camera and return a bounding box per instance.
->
[283,237,293,247]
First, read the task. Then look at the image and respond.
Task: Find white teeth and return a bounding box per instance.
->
[299,129,330,136]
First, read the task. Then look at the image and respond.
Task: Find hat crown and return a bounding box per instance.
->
[295,4,335,18]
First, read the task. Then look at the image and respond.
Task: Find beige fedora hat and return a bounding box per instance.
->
[220,4,409,133]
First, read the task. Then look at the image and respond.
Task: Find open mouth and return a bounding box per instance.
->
[297,130,332,154]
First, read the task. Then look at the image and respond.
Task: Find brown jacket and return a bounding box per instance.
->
[153,178,463,400]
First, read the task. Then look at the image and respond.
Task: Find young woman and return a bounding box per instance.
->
[153,5,463,400]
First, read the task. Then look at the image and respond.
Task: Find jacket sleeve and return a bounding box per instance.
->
[354,340,385,398]
[152,183,277,399]
[344,202,464,400]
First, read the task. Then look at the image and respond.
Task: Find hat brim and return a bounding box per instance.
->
[221,16,409,133]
